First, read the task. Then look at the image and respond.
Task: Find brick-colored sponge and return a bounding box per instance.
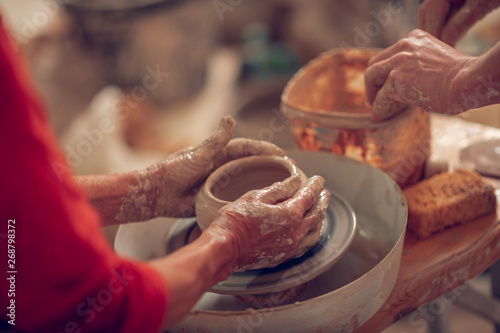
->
[403,169,497,238]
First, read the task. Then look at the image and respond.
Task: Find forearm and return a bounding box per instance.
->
[149,228,237,328]
[453,42,500,113]
[74,171,157,225]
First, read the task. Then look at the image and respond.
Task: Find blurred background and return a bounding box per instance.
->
[2,0,500,174]
[0,0,421,175]
[1,1,499,332]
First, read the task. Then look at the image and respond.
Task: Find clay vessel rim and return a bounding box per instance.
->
[204,155,298,205]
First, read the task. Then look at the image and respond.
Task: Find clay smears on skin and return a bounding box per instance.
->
[115,170,154,222]
[486,88,500,101]
[208,173,326,271]
[236,252,287,272]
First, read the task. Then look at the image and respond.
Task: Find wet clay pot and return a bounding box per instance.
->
[195,156,307,231]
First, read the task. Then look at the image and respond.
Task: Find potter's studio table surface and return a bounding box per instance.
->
[356,114,500,332]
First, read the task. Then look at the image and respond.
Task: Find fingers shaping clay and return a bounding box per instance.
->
[195,156,305,231]
[195,155,327,271]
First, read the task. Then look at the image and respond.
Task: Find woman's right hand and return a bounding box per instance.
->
[205,174,330,271]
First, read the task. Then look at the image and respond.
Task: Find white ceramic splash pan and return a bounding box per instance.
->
[115,151,407,332]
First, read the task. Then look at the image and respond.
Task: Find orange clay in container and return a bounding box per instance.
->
[280,48,431,188]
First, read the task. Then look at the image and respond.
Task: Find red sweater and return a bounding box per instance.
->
[0,17,168,332]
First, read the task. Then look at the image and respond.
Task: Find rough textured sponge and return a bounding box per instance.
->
[403,169,497,238]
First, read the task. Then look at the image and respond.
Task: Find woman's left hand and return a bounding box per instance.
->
[145,116,285,218]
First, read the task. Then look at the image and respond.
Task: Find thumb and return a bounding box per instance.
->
[172,116,236,189]
[194,116,236,162]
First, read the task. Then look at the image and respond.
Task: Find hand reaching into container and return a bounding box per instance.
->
[364,29,500,121]
[207,174,330,271]
[419,0,500,46]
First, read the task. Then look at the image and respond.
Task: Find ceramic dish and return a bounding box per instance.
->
[169,189,355,295]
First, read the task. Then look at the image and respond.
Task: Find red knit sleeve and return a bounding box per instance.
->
[0,16,169,332]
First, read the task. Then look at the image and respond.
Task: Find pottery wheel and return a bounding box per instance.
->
[166,189,356,295]
[115,151,407,332]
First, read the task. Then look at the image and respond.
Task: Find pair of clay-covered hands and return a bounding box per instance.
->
[365,0,500,121]
[142,116,329,271]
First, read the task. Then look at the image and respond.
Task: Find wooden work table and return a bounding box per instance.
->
[356,114,500,332]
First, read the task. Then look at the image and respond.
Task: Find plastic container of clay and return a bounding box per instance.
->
[280,48,431,188]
